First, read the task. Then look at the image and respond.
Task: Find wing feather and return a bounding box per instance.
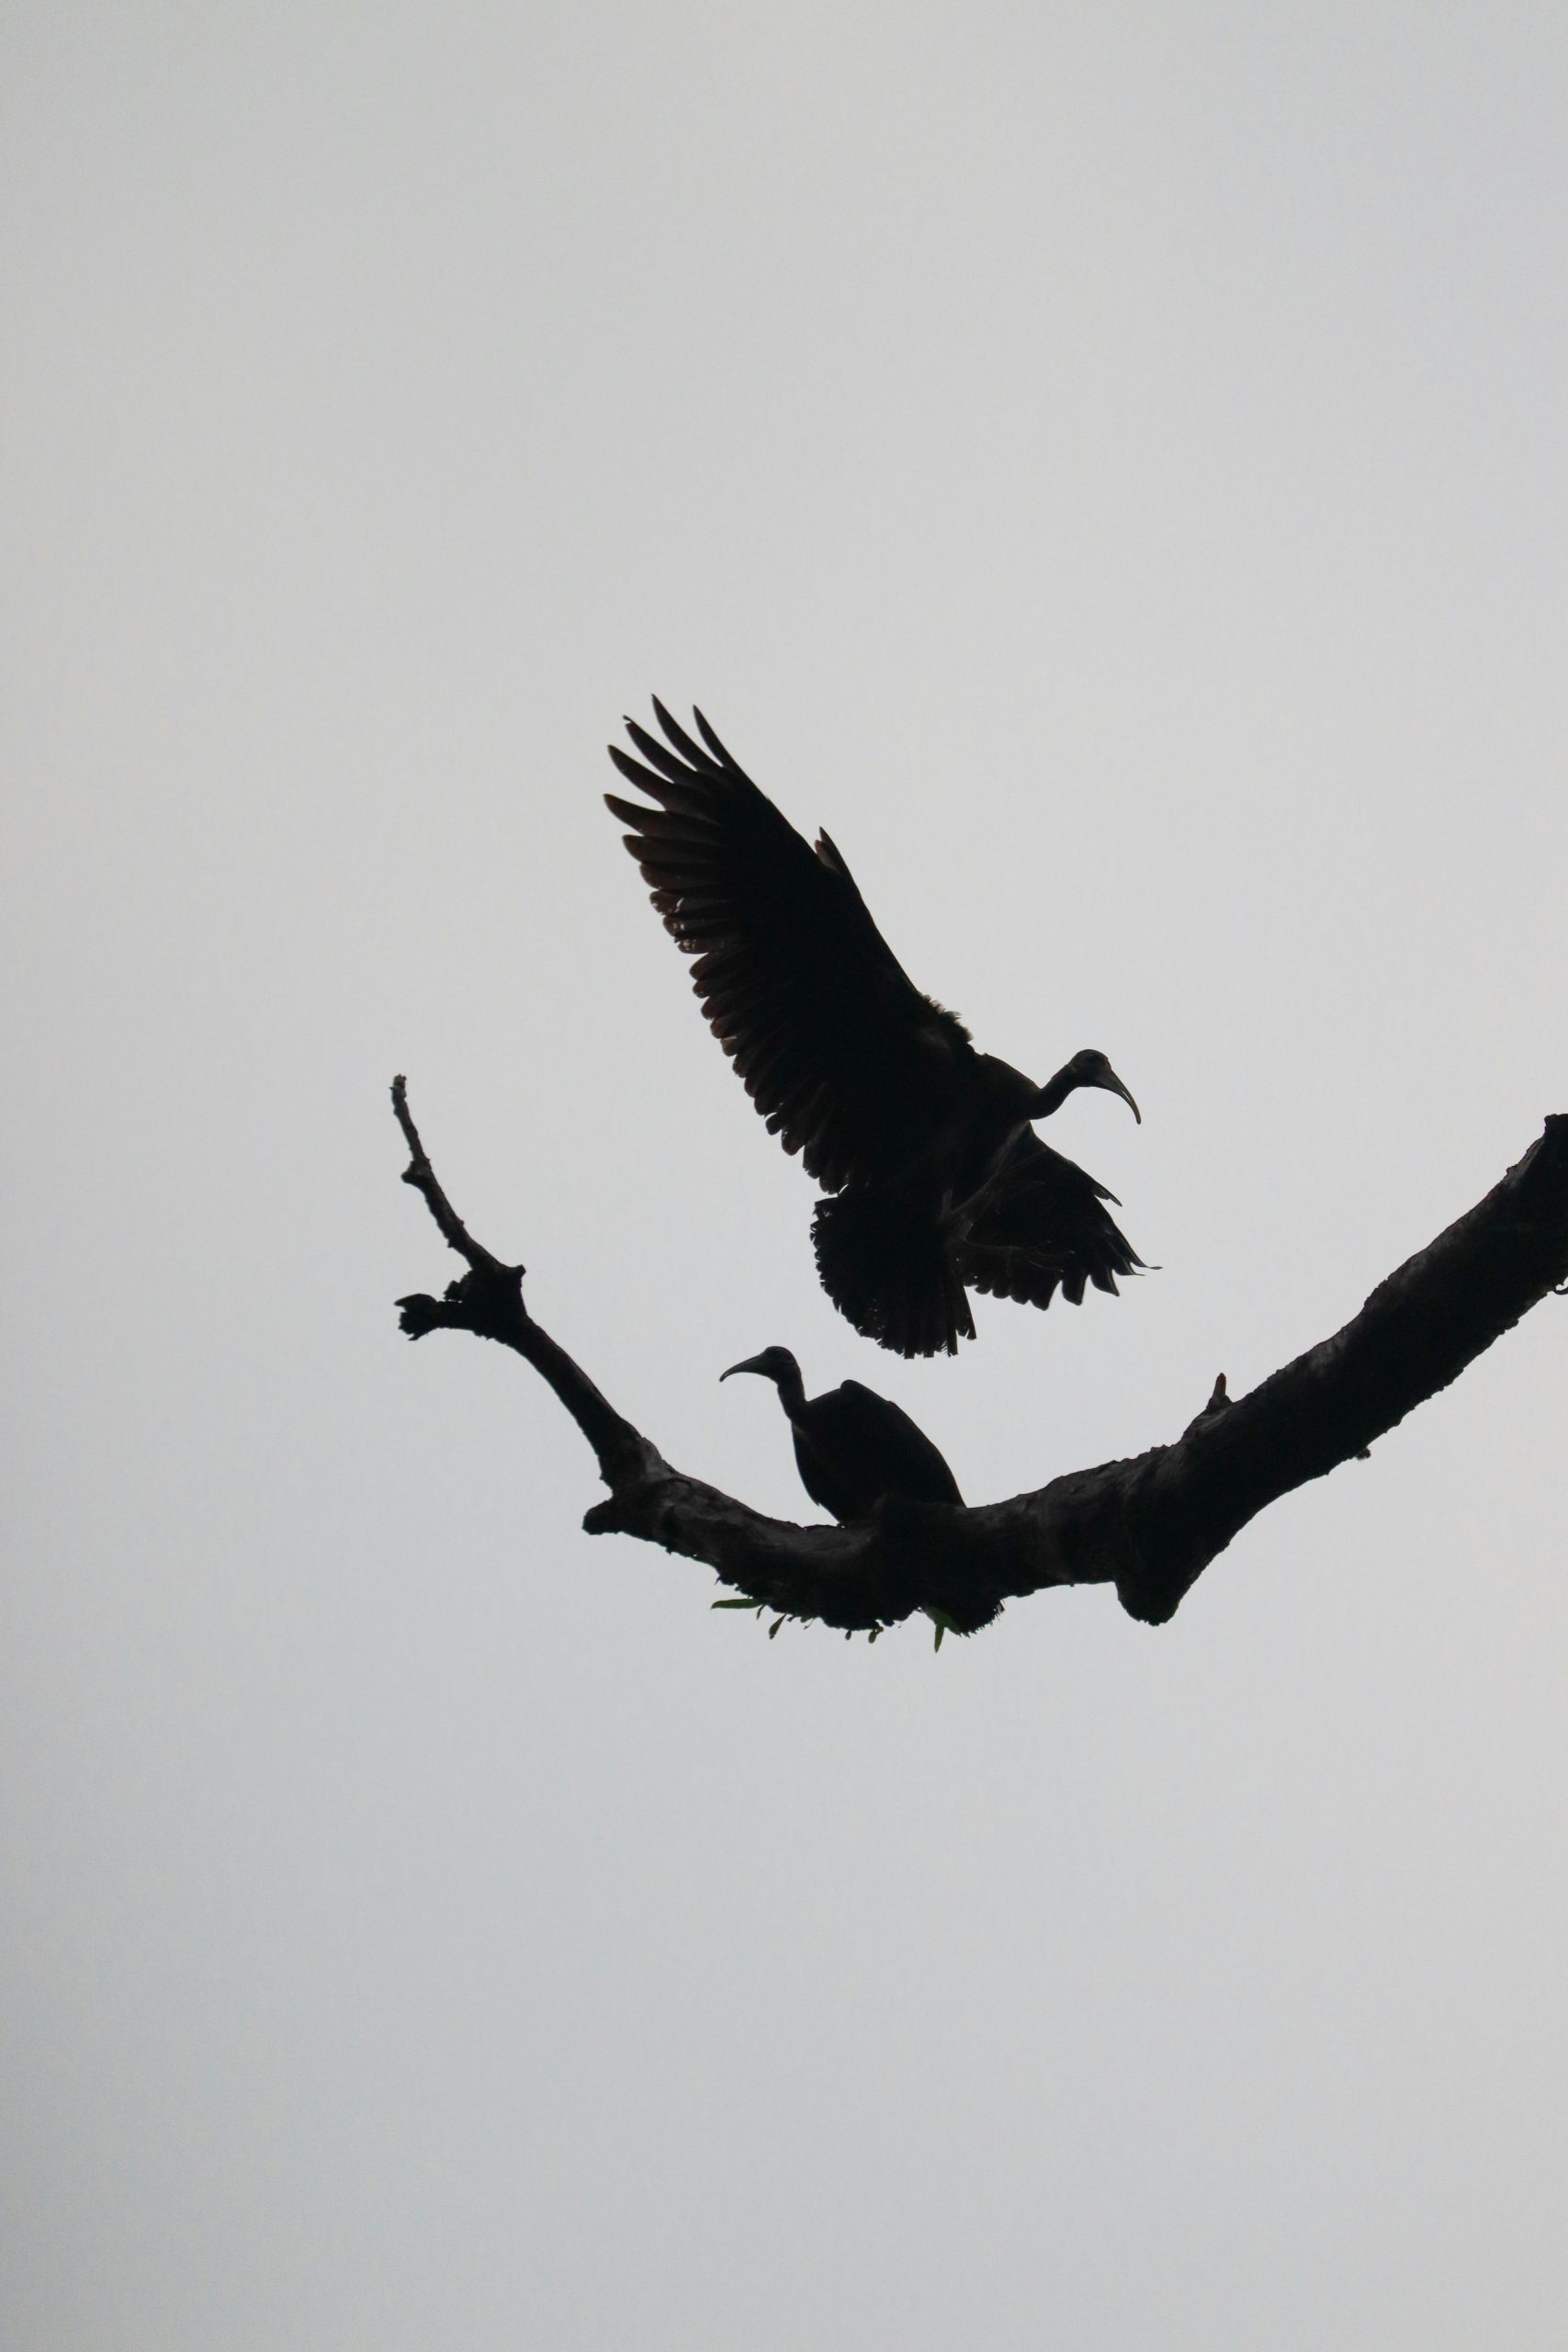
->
[954,1133,1144,1311]
[606,703,972,1189]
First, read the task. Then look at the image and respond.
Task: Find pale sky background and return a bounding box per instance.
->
[4,3,1567,2346]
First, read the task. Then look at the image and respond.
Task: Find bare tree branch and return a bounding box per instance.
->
[393,1081,1568,1635]
[392,1076,650,1490]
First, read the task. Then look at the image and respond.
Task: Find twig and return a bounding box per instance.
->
[392,1078,651,1490]
[392,1073,510,1274]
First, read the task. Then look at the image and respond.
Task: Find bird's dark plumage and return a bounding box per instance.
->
[722,1347,963,1522]
[607,702,970,1195]
[955,1131,1145,1310]
[608,701,1143,1354]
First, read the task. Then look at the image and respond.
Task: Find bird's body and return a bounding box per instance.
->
[722,1348,963,1521]
[607,701,1144,1354]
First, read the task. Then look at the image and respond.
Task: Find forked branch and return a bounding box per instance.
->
[392,1080,1568,1635]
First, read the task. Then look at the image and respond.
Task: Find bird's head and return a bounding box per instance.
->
[1032,1048,1141,1125]
[720,1345,802,1390]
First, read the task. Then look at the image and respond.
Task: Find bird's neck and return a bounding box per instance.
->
[773,1363,809,1419]
[1029,1062,1081,1121]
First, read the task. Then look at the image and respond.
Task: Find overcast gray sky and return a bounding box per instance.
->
[5,2,1566,2345]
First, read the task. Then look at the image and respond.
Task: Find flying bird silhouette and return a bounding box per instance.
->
[606,700,1143,1354]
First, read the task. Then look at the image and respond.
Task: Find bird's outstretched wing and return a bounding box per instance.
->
[954,1133,1144,1310]
[606,701,971,1192]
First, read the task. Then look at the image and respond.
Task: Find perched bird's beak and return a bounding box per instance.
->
[721,1355,767,1382]
[1095,1068,1141,1124]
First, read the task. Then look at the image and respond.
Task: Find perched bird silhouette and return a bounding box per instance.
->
[721,1346,963,1521]
[606,700,1143,1355]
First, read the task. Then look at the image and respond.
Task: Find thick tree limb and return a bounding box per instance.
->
[393,1081,1567,1634]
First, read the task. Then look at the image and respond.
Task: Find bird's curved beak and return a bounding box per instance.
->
[1095,1067,1141,1125]
[721,1355,767,1383]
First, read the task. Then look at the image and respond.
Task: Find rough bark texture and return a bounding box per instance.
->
[393,1080,1568,1636]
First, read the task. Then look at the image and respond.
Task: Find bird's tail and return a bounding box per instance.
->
[811,1193,976,1358]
